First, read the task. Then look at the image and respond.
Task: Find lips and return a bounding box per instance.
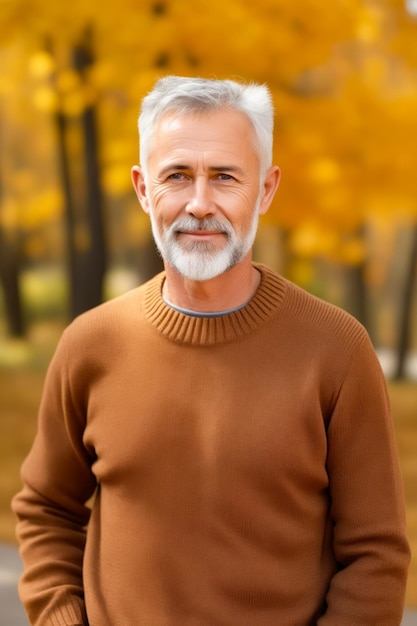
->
[170,217,234,240]
[178,230,223,236]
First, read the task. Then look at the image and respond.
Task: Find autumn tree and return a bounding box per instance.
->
[1,0,417,376]
[48,29,107,318]
[0,50,27,337]
[0,176,25,337]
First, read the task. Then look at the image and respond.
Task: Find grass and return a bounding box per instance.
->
[0,366,44,542]
[389,382,417,609]
[1,334,416,608]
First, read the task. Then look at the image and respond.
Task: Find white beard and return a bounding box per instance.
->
[148,205,260,282]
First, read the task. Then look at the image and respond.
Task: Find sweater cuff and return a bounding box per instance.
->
[41,594,87,626]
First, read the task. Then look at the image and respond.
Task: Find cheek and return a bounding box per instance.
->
[150,186,183,220]
[221,187,259,220]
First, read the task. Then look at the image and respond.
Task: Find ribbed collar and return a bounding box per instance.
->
[143,264,287,346]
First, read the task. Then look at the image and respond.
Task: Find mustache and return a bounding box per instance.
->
[165,216,234,237]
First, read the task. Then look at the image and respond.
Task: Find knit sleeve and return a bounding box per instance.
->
[318,331,410,625]
[11,329,97,626]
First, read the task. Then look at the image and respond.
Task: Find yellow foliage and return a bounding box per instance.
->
[124,206,151,245]
[33,85,58,112]
[10,169,35,195]
[56,69,81,94]
[28,51,55,79]
[339,237,366,266]
[308,158,341,185]
[60,90,87,117]
[355,5,382,43]
[1,0,417,270]
[287,259,315,288]
[20,189,63,229]
[289,223,339,258]
[0,198,19,231]
[103,165,132,196]
[362,56,387,87]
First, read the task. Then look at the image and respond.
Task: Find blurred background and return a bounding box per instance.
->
[0,0,416,612]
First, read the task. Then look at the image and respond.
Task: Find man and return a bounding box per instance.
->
[12,76,410,625]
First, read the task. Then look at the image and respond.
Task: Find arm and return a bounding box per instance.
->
[12,332,97,625]
[318,334,410,625]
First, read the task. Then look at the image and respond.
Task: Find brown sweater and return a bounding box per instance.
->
[12,264,410,625]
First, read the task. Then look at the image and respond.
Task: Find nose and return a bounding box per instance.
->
[185,177,215,219]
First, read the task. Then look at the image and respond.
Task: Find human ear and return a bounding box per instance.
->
[258,166,281,216]
[131,166,150,215]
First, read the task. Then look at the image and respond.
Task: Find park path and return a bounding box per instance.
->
[1,542,416,625]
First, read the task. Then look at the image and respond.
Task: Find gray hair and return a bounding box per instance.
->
[138,76,274,177]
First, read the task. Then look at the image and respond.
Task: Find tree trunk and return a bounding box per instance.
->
[0,228,25,337]
[343,226,376,344]
[345,262,368,329]
[55,110,80,320]
[394,223,417,380]
[77,101,107,313]
[54,30,107,320]
[0,135,25,337]
[69,32,107,318]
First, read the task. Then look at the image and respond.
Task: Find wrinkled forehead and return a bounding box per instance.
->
[150,108,259,156]
[148,108,259,163]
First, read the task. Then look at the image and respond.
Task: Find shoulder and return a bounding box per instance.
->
[43,273,165,383]
[68,273,162,332]
[286,276,364,332]
[57,273,164,357]
[257,264,370,356]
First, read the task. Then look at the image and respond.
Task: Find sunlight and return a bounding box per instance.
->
[406,0,417,16]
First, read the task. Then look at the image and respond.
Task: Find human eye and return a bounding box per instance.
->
[168,172,187,180]
[217,173,234,181]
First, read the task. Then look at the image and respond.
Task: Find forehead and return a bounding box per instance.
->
[149,108,259,165]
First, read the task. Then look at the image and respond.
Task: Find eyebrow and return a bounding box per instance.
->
[158,164,244,177]
[158,164,189,177]
[210,166,244,175]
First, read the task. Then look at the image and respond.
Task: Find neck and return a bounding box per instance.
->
[162,256,260,313]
